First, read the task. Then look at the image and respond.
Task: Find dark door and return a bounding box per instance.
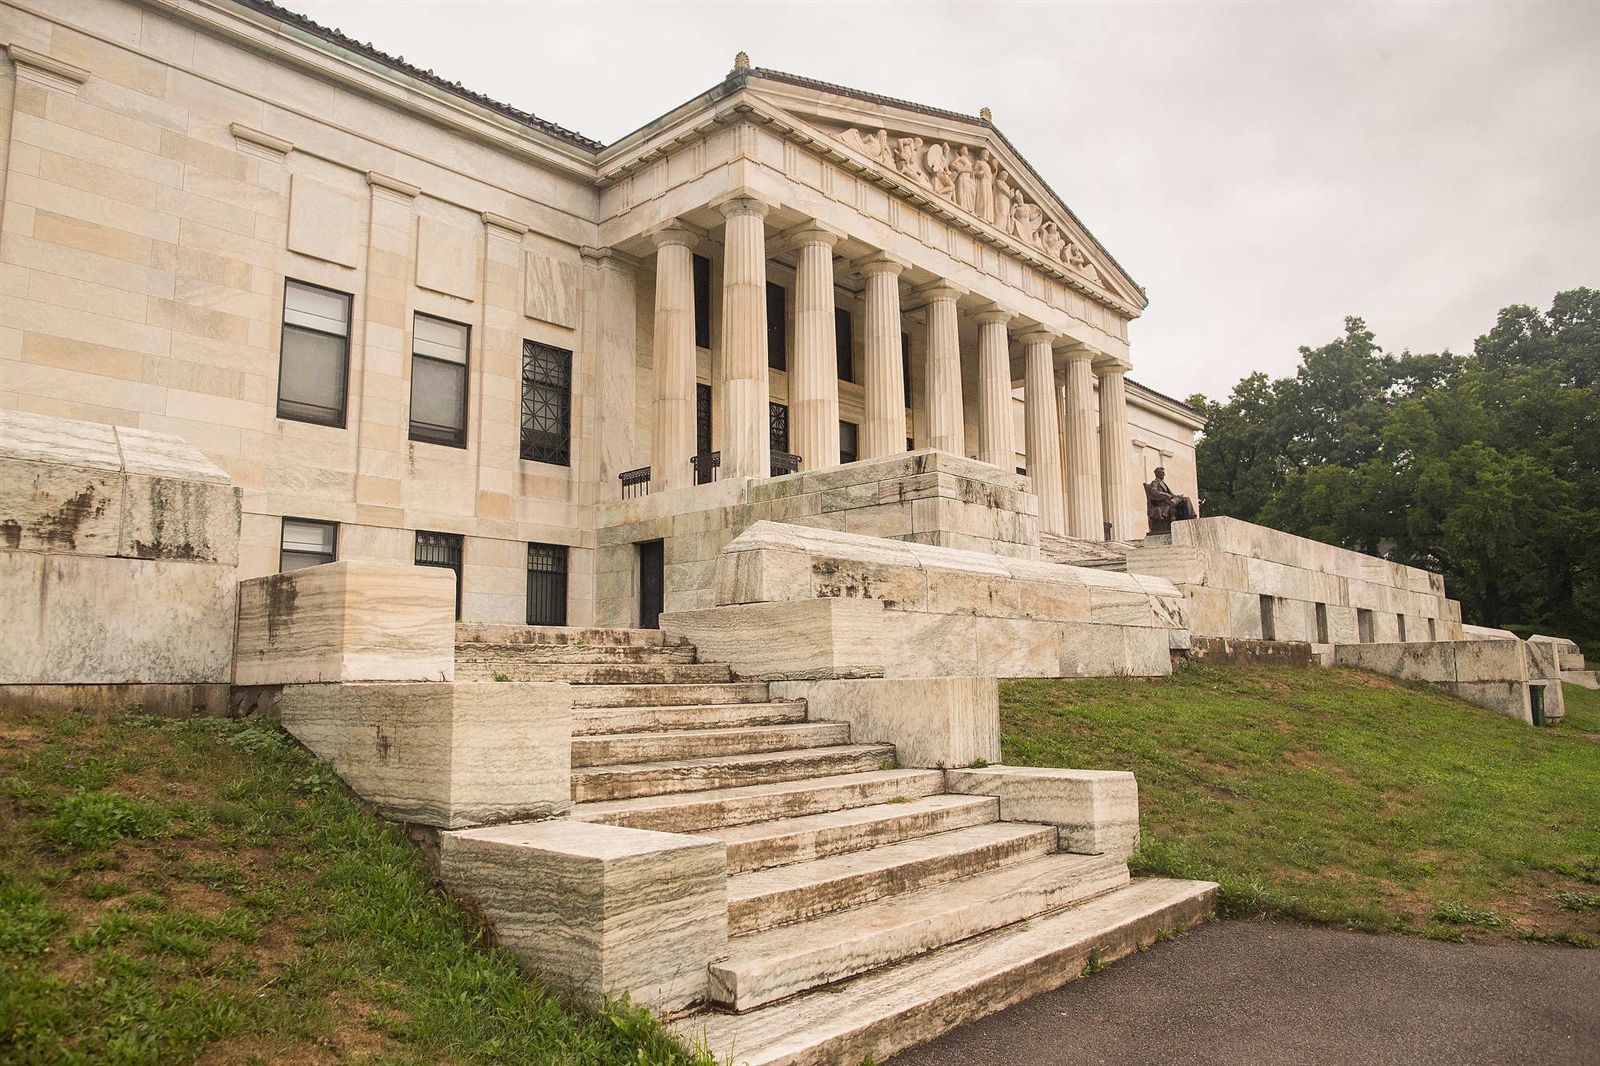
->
[638,540,664,630]
[695,383,714,483]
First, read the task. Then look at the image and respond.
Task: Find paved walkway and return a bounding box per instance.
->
[893,920,1600,1065]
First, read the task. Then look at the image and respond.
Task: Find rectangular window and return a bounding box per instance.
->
[409,313,469,448]
[521,340,572,465]
[415,530,464,620]
[1259,595,1276,641]
[901,331,912,409]
[1427,618,1437,641]
[835,307,853,383]
[766,281,787,371]
[526,542,568,627]
[839,420,859,464]
[1315,603,1329,644]
[1357,608,1375,644]
[277,280,351,426]
[279,517,337,572]
[692,254,711,349]
[1397,614,1407,642]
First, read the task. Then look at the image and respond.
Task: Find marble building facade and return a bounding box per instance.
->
[0,0,1202,627]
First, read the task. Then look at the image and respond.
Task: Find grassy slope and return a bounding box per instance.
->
[1562,681,1600,735]
[0,706,713,1066]
[1000,665,1600,946]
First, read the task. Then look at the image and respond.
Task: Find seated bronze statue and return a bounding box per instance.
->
[1145,467,1197,536]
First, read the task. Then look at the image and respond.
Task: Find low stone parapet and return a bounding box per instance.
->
[1334,638,1563,725]
[944,766,1140,860]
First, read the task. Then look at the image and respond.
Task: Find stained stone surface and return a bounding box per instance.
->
[439,819,726,1012]
[945,765,1140,858]
[278,681,571,828]
[1332,639,1564,725]
[233,562,456,685]
[771,676,1001,768]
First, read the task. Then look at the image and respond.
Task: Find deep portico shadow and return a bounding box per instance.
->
[891,919,1600,1066]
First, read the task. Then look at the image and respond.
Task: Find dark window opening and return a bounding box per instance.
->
[766,281,787,371]
[280,517,337,572]
[1314,602,1329,644]
[1428,618,1437,641]
[695,383,715,483]
[521,340,572,465]
[839,420,859,464]
[415,530,464,621]
[1397,614,1408,642]
[692,254,711,349]
[526,543,568,627]
[1357,608,1375,644]
[901,331,911,409]
[409,313,469,448]
[1259,595,1276,641]
[277,279,351,426]
[638,540,664,630]
[835,307,853,382]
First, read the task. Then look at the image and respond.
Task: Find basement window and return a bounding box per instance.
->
[1314,602,1329,644]
[1258,595,1276,641]
[1357,609,1375,644]
[279,517,337,572]
[1397,614,1408,642]
[526,542,569,627]
[415,530,464,621]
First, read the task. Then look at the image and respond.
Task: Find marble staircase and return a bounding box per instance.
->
[448,625,1216,1065]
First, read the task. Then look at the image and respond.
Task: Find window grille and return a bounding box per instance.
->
[521,340,572,465]
[526,542,568,626]
[415,530,464,620]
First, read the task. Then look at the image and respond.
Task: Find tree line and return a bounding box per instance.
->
[1187,288,1598,646]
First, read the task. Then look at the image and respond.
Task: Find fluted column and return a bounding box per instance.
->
[859,253,907,459]
[1097,362,1136,540]
[1062,347,1104,539]
[717,197,772,479]
[649,223,697,492]
[918,282,967,455]
[975,306,1014,468]
[790,224,841,470]
[1021,330,1066,534]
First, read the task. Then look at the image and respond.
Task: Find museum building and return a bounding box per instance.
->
[0,0,1203,628]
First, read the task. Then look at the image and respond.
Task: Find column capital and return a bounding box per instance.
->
[1059,344,1097,364]
[647,218,705,250]
[1094,358,1133,378]
[853,251,910,278]
[1016,327,1058,346]
[714,194,774,221]
[973,302,1014,327]
[911,280,968,304]
[782,220,844,248]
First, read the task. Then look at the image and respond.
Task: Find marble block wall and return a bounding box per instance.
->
[233,561,456,685]
[278,681,572,828]
[771,676,1001,768]
[661,521,1186,679]
[1125,516,1464,645]
[945,766,1141,859]
[439,820,727,1012]
[593,451,1039,627]
[1333,639,1563,726]
[0,410,241,688]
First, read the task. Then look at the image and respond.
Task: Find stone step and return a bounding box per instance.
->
[571,722,852,769]
[710,794,1000,874]
[455,642,700,665]
[574,701,807,737]
[677,878,1219,1066]
[454,623,688,648]
[570,769,946,833]
[570,744,898,804]
[727,822,1057,935]
[455,662,733,685]
[711,852,1131,1011]
[569,682,772,709]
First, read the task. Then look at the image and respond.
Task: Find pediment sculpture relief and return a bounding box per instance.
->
[835,126,1109,288]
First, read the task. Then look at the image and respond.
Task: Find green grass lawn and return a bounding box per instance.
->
[1000,665,1600,947]
[0,705,713,1066]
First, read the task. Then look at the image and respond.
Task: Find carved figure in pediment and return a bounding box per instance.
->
[994,169,1016,235]
[895,136,930,186]
[1012,196,1043,244]
[951,146,977,213]
[1064,240,1091,272]
[974,149,997,224]
[926,142,956,200]
[1039,220,1065,260]
[841,126,893,165]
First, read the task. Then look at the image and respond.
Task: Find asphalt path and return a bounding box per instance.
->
[891,919,1600,1065]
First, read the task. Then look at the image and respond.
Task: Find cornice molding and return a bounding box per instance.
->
[228,122,292,161]
[6,44,90,94]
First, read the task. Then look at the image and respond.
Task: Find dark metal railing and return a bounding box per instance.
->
[619,466,652,499]
[770,450,802,477]
[692,450,721,485]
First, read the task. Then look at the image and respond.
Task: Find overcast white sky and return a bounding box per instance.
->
[296,0,1599,402]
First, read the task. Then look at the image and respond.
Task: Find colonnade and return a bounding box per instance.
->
[646,203,1141,541]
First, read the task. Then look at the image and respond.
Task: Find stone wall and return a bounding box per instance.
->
[1334,638,1564,726]
[1125,516,1463,645]
[594,451,1039,626]
[0,410,240,710]
[661,520,1186,679]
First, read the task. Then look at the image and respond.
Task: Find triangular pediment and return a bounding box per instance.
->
[741,74,1145,309]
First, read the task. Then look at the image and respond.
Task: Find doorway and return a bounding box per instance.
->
[638,540,664,630]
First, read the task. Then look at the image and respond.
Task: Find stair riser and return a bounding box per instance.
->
[455,663,732,684]
[572,749,895,804]
[570,683,770,708]
[712,860,1131,1011]
[571,772,947,833]
[574,703,806,737]
[730,829,1056,935]
[455,645,699,665]
[454,624,687,648]
[724,800,998,874]
[571,723,851,769]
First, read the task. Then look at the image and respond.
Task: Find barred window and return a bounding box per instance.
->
[279,517,336,572]
[415,530,464,620]
[277,280,350,426]
[767,281,787,371]
[692,254,711,349]
[521,341,572,466]
[526,543,569,627]
[409,314,469,448]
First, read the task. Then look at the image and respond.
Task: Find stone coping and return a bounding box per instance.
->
[0,409,230,485]
[1168,516,1443,593]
